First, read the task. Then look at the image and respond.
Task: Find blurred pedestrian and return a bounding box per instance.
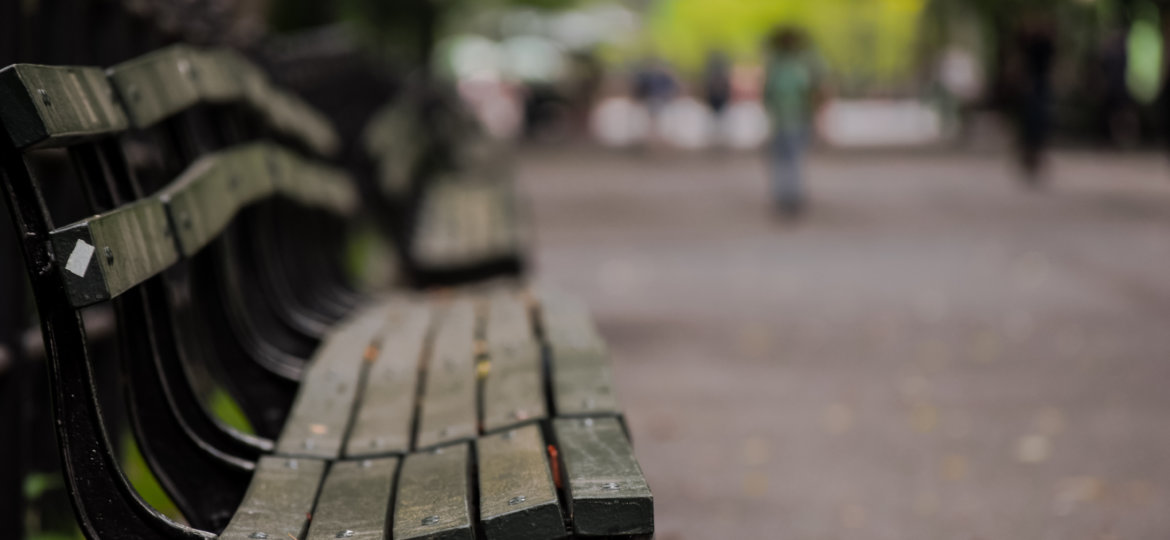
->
[703,51,732,144]
[632,59,679,148]
[1008,13,1055,185]
[1097,28,1138,147]
[763,27,823,216]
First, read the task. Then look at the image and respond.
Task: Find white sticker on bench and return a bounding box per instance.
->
[65,239,95,277]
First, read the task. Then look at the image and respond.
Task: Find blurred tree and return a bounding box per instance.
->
[625,0,930,90]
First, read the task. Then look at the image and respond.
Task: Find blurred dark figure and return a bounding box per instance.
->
[1008,13,1056,185]
[763,27,822,217]
[566,51,604,137]
[1098,28,1139,147]
[703,52,732,115]
[703,51,733,147]
[522,82,570,140]
[632,58,679,145]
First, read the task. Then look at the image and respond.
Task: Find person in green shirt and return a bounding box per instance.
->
[763,27,823,216]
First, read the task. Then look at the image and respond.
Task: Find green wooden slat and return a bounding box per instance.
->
[211,52,340,158]
[218,456,326,540]
[304,457,398,540]
[345,301,431,457]
[223,49,271,110]
[553,417,654,537]
[107,44,203,128]
[547,342,619,417]
[364,104,422,197]
[159,143,275,257]
[49,197,178,308]
[0,64,128,149]
[187,48,246,103]
[481,294,546,432]
[476,425,566,540]
[393,444,473,540]
[269,146,359,217]
[414,300,478,450]
[274,304,390,458]
[539,291,603,348]
[273,89,341,158]
[539,293,620,417]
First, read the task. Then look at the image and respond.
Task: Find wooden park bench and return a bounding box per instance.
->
[362,91,527,288]
[0,45,652,539]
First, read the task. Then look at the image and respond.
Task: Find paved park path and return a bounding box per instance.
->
[518,148,1170,539]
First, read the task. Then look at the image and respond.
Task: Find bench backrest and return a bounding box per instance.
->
[0,49,360,538]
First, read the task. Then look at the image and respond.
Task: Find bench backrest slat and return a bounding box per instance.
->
[49,197,178,307]
[0,64,128,149]
[270,146,359,217]
[159,143,275,257]
[108,45,340,158]
[106,45,204,129]
[45,141,360,307]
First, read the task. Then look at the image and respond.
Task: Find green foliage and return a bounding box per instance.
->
[120,431,182,521]
[208,387,255,433]
[635,0,929,81]
[1127,1,1163,104]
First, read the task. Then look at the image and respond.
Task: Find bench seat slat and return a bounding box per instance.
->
[393,444,473,540]
[217,456,326,540]
[476,425,566,540]
[415,300,477,449]
[346,301,431,457]
[481,294,546,432]
[304,457,398,540]
[553,417,654,537]
[274,305,390,458]
[540,293,620,416]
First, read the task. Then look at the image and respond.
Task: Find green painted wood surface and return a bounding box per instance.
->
[0,64,128,149]
[346,301,431,457]
[415,300,478,450]
[49,198,178,307]
[481,293,546,432]
[540,293,620,417]
[269,145,359,217]
[159,143,274,257]
[476,425,566,540]
[553,417,654,537]
[393,444,473,540]
[274,304,390,458]
[107,44,203,128]
[218,456,326,540]
[187,48,246,103]
[304,457,398,540]
[412,182,521,269]
[264,88,341,158]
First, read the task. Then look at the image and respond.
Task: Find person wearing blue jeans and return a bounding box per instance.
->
[763,27,823,216]
[770,128,807,212]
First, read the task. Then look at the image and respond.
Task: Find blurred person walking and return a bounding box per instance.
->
[763,27,823,216]
[1007,13,1056,185]
[703,51,733,145]
[632,58,679,148]
[1098,28,1138,147]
